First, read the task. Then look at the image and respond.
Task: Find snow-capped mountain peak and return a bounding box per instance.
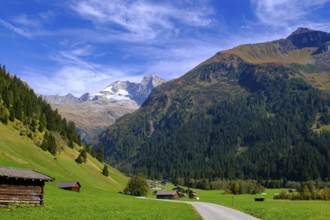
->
[75,74,165,104]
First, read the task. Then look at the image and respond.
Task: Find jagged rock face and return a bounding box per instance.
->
[43,74,165,143]
[81,74,166,105]
[287,27,330,49]
[43,93,82,105]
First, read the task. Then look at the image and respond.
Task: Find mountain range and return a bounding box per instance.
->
[43,74,165,142]
[99,28,330,182]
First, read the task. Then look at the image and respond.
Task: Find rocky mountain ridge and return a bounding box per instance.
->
[99,28,330,181]
[43,74,165,143]
[43,74,165,106]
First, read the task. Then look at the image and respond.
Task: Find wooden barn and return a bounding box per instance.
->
[57,181,81,192]
[0,167,55,206]
[156,190,179,200]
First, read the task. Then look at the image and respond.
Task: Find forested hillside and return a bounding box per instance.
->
[100,28,330,183]
[0,65,81,154]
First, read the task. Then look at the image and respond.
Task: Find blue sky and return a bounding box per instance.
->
[1,0,330,96]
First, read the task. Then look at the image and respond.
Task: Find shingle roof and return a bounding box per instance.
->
[57,181,81,188]
[156,190,178,196]
[0,167,55,181]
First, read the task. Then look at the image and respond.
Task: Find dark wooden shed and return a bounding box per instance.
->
[57,181,81,192]
[189,190,197,199]
[156,190,179,200]
[0,167,55,206]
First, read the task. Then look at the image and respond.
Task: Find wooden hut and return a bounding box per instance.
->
[189,190,197,199]
[156,190,179,200]
[0,167,55,206]
[57,181,81,192]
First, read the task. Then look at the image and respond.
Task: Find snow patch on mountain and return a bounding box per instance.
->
[43,74,166,106]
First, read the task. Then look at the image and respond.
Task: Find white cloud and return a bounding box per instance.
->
[0,18,32,38]
[0,10,55,38]
[21,65,129,96]
[71,0,214,40]
[251,0,330,27]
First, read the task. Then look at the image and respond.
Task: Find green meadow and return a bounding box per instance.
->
[1,187,200,220]
[0,123,200,220]
[1,122,330,220]
[179,188,330,220]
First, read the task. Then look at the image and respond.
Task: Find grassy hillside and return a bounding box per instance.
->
[0,122,201,219]
[0,121,127,192]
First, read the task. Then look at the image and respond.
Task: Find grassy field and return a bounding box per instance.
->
[173,188,330,220]
[0,122,201,219]
[1,122,330,219]
[1,187,200,220]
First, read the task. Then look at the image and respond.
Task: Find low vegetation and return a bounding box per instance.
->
[178,188,330,220]
[274,186,330,201]
[124,175,149,196]
[0,123,200,220]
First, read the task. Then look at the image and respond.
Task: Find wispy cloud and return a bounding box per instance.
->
[0,18,32,38]
[251,0,330,28]
[11,11,54,28]
[21,64,129,96]
[70,0,214,41]
[0,10,55,39]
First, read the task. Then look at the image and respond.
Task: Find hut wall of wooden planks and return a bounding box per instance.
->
[0,167,55,206]
[156,190,179,200]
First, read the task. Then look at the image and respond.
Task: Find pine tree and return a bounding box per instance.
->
[41,133,49,151]
[102,165,109,176]
[80,149,87,163]
[47,134,57,155]
[85,143,92,154]
[97,144,105,162]
[75,155,83,164]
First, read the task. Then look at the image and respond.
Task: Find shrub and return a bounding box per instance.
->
[123,175,149,196]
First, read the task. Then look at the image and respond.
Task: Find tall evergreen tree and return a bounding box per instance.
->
[102,165,109,176]
[97,144,105,162]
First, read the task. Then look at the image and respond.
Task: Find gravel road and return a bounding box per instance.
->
[189,202,261,220]
[137,197,261,220]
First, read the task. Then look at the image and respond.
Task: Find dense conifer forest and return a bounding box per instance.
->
[0,65,81,154]
[101,63,330,184]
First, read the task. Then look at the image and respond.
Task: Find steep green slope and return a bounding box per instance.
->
[0,122,127,191]
[0,123,202,220]
[99,28,330,182]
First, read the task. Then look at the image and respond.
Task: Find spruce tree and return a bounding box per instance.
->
[75,155,83,164]
[97,144,105,162]
[102,165,109,176]
[80,149,87,163]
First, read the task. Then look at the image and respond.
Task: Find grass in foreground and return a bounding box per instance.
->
[0,123,201,219]
[0,186,201,220]
[179,188,330,220]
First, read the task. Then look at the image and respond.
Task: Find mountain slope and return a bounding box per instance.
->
[0,121,127,191]
[44,74,165,143]
[99,28,330,181]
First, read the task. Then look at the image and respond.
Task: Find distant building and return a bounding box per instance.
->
[189,191,197,199]
[57,181,81,192]
[0,167,55,206]
[156,190,179,200]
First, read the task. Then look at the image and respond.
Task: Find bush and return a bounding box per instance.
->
[123,175,149,196]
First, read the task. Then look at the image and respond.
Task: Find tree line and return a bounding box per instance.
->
[101,67,330,183]
[0,65,81,155]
